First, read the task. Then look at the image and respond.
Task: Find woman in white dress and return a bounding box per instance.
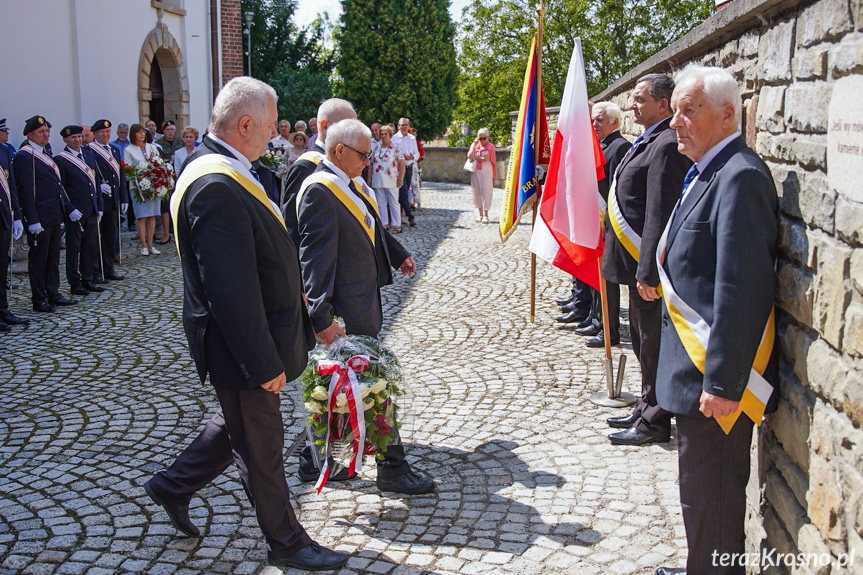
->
[467,127,496,224]
[371,125,405,232]
[172,126,199,173]
[124,123,162,255]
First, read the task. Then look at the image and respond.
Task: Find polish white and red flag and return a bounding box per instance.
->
[529,39,607,290]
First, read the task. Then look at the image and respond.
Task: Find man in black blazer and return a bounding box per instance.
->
[295,118,435,496]
[143,77,346,572]
[602,75,691,446]
[90,119,128,282]
[573,102,631,347]
[0,137,26,330]
[280,97,356,247]
[652,66,779,575]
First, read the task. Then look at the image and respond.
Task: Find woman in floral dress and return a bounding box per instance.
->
[371,125,406,232]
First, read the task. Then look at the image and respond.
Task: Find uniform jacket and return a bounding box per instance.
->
[55,147,104,218]
[601,118,690,287]
[656,136,779,417]
[12,145,71,227]
[297,163,410,337]
[174,137,314,390]
[280,140,326,247]
[90,142,129,211]
[598,131,630,201]
[0,145,21,229]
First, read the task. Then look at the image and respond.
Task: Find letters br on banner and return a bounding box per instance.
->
[828,75,863,203]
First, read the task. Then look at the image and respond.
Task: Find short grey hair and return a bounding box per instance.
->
[593,102,622,126]
[294,120,307,131]
[326,119,371,154]
[477,127,490,137]
[117,123,129,130]
[636,74,675,104]
[674,64,742,126]
[209,76,277,136]
[317,98,357,125]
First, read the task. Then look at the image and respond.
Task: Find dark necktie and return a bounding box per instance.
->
[629,134,645,152]
[675,164,700,216]
[249,167,261,182]
[77,153,84,161]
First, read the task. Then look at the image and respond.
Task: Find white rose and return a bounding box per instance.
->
[311,386,328,401]
[333,404,351,414]
[360,387,371,399]
[363,398,375,411]
[304,401,323,414]
[139,179,152,191]
[370,381,387,395]
[335,393,348,408]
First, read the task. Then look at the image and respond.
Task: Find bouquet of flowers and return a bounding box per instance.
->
[299,334,404,491]
[258,148,285,174]
[124,155,175,203]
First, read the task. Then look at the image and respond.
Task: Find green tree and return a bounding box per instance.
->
[336,0,458,141]
[452,0,713,146]
[242,0,334,122]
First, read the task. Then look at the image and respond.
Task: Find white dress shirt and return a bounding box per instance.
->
[391,132,418,166]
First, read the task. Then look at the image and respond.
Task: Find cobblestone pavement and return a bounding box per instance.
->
[1,183,686,575]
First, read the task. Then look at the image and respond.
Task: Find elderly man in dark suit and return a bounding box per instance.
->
[143,77,346,572]
[295,118,435,496]
[602,74,691,446]
[0,138,26,330]
[652,65,779,575]
[90,119,129,282]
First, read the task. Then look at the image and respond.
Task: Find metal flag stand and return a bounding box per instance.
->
[589,258,635,407]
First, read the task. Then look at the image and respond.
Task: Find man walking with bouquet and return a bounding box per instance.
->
[295,118,435,495]
[142,77,347,572]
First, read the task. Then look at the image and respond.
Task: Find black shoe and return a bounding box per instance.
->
[70,286,90,296]
[574,324,601,337]
[573,317,594,329]
[144,481,200,537]
[83,281,106,293]
[0,312,29,325]
[48,296,78,306]
[297,465,352,483]
[556,310,589,324]
[607,412,640,429]
[555,294,575,306]
[268,542,348,571]
[609,427,670,446]
[655,569,686,575]
[105,273,125,281]
[33,302,54,313]
[93,277,109,284]
[0,323,9,332]
[586,332,620,348]
[377,470,435,495]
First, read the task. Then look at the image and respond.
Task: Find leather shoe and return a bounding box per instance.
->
[609,427,670,446]
[144,482,200,537]
[298,465,352,483]
[48,296,78,306]
[1,312,30,325]
[105,273,124,281]
[558,300,583,313]
[574,324,601,337]
[32,302,54,313]
[83,281,106,293]
[655,568,686,575]
[70,286,90,296]
[556,310,589,324]
[586,332,620,348]
[268,541,348,571]
[556,294,575,306]
[377,470,435,495]
[607,412,640,429]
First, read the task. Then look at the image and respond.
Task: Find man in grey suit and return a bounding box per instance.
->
[296,118,435,495]
[652,66,779,575]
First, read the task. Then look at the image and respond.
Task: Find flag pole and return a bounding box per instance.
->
[530,2,545,324]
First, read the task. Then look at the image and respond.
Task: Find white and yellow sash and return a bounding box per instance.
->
[20,145,62,181]
[91,143,121,179]
[296,172,379,246]
[656,214,775,434]
[170,154,286,255]
[297,150,325,166]
[59,150,97,191]
[607,174,642,262]
[0,165,11,205]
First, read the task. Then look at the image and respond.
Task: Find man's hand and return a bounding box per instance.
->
[261,371,286,394]
[100,183,112,196]
[399,256,416,277]
[636,281,660,301]
[97,211,103,222]
[699,390,739,419]
[69,209,83,222]
[121,203,129,214]
[315,321,346,346]
[28,223,44,235]
[12,220,23,240]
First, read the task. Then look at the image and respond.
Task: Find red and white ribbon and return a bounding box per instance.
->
[315,354,370,493]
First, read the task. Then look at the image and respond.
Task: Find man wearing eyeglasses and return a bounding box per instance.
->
[390,118,417,226]
[295,118,435,496]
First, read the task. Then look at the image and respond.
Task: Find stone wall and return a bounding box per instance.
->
[422,147,510,188]
[593,0,863,570]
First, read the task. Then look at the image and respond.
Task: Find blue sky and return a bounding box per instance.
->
[293,0,472,29]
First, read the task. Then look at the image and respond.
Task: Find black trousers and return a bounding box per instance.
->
[27,224,61,305]
[148,386,311,556]
[0,224,10,311]
[97,207,118,277]
[569,276,592,315]
[65,214,98,287]
[677,414,753,575]
[628,290,672,436]
[398,166,414,222]
[588,281,620,339]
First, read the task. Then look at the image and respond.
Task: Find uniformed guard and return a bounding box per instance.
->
[0,119,27,329]
[13,115,81,311]
[90,119,128,282]
[55,125,105,295]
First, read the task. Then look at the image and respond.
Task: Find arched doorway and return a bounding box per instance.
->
[138,21,189,129]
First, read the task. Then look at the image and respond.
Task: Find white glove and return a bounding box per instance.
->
[100,183,112,196]
[69,209,83,222]
[97,211,103,222]
[28,222,44,235]
[121,203,128,214]
[12,220,23,240]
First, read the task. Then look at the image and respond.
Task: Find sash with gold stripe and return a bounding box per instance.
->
[607,174,642,262]
[656,213,775,434]
[90,143,122,179]
[20,145,62,181]
[170,154,286,255]
[297,150,324,166]
[59,150,98,191]
[0,165,11,209]
[296,172,379,246]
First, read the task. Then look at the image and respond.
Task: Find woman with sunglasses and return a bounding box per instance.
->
[467,128,496,224]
